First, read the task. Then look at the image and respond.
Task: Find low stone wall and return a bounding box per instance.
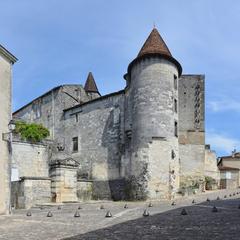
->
[12,141,49,179]
[92,178,126,200]
[77,180,93,201]
[11,177,51,209]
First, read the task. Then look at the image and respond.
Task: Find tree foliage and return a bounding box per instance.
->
[14,121,50,143]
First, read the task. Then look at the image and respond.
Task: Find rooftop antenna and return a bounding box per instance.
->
[232,146,237,157]
[153,21,156,28]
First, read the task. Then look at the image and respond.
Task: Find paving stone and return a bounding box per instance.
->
[0,189,238,240]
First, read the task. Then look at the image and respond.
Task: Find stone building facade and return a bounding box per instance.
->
[12,28,207,204]
[0,45,17,214]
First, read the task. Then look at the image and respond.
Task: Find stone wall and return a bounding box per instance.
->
[0,52,13,214]
[62,91,125,199]
[178,75,205,187]
[77,180,93,201]
[11,141,51,208]
[12,141,49,178]
[204,146,220,182]
[11,177,51,209]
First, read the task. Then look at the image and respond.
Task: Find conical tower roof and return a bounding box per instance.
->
[137,28,172,58]
[84,72,99,93]
[126,27,182,77]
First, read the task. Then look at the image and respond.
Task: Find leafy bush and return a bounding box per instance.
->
[14,121,50,143]
[205,176,217,185]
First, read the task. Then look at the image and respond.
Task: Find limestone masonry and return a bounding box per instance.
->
[0,45,17,214]
[10,28,219,207]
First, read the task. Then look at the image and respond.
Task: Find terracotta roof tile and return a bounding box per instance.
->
[137,28,172,58]
[84,72,99,93]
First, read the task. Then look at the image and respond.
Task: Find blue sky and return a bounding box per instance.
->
[1,0,240,156]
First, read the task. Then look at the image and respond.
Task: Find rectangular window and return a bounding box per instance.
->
[174,74,178,90]
[174,121,178,137]
[72,137,78,152]
[226,172,231,179]
[174,99,177,113]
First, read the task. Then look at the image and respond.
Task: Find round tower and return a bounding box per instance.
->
[124,28,182,200]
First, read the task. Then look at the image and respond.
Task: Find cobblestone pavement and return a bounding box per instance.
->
[0,189,240,240]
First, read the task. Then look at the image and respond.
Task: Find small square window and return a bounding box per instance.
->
[72,137,78,152]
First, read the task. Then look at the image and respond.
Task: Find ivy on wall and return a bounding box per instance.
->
[14,121,50,143]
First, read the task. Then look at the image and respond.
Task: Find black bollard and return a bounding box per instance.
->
[124,204,128,209]
[148,202,153,207]
[216,196,220,200]
[100,205,104,210]
[78,206,82,210]
[26,211,32,217]
[192,199,196,204]
[143,209,150,217]
[171,201,176,206]
[212,206,218,213]
[47,211,53,217]
[74,210,80,218]
[181,208,188,215]
[206,198,210,202]
[105,211,112,218]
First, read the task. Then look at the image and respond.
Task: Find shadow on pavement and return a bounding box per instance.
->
[62,198,240,240]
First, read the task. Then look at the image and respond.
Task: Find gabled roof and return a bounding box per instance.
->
[0,44,18,63]
[84,72,99,94]
[13,84,82,115]
[137,28,172,58]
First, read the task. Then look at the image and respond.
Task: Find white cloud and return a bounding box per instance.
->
[207,98,240,113]
[206,132,240,155]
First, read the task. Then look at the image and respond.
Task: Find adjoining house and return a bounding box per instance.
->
[218,151,240,189]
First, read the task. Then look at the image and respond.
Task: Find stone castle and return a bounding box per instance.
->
[11,28,206,205]
[2,28,213,210]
